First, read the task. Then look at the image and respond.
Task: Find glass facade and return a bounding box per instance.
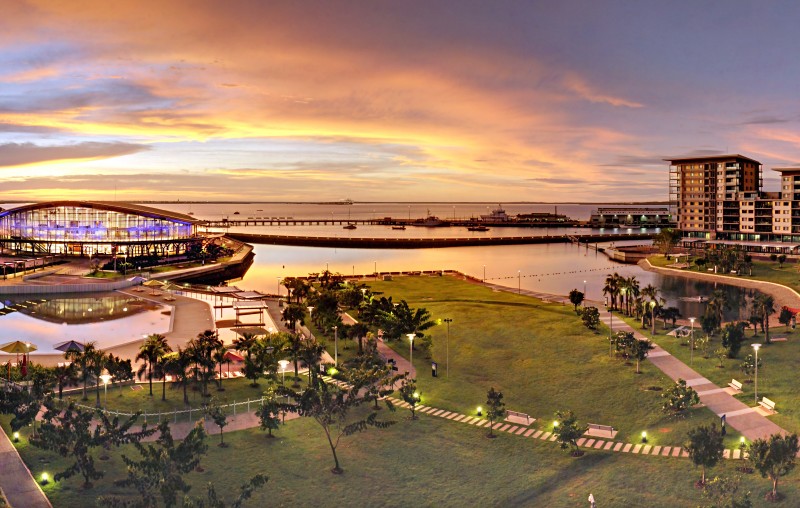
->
[0,203,196,255]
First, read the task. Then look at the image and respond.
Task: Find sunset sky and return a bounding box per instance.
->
[3,1,800,202]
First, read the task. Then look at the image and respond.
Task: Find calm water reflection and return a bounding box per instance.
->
[228,242,756,323]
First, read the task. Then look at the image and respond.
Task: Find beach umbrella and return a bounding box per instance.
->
[54,340,85,353]
[223,350,244,375]
[142,279,165,287]
[0,340,37,354]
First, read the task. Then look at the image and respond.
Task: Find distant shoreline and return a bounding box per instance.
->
[1,200,671,205]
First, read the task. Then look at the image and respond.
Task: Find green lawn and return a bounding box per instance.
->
[362,276,741,447]
[650,254,800,292]
[627,314,800,435]
[4,409,793,507]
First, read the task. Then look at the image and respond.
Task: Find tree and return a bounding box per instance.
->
[204,398,228,447]
[568,289,585,311]
[111,420,208,506]
[187,330,221,397]
[641,284,663,335]
[662,379,699,416]
[279,380,395,473]
[484,387,505,438]
[602,273,621,310]
[233,332,261,387]
[581,306,600,330]
[778,254,787,268]
[286,333,304,386]
[256,388,282,438]
[721,322,746,358]
[281,303,307,333]
[164,348,193,406]
[654,228,682,255]
[702,475,752,508]
[86,345,107,407]
[753,294,776,344]
[707,290,730,333]
[554,409,586,456]
[52,362,78,400]
[631,338,653,374]
[212,344,228,391]
[137,334,172,397]
[778,308,794,330]
[107,355,134,396]
[399,376,420,420]
[347,363,397,411]
[748,433,800,501]
[377,300,435,342]
[299,340,326,386]
[32,400,152,488]
[739,354,761,383]
[684,423,724,486]
[66,342,96,401]
[660,306,681,328]
[695,257,708,272]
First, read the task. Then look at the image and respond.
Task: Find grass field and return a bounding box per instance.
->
[5,408,793,508]
[362,275,742,447]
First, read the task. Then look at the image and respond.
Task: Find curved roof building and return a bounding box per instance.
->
[0,201,199,256]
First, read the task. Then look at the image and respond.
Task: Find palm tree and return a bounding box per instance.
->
[136,333,172,397]
[640,284,663,335]
[350,323,370,354]
[212,344,228,391]
[86,347,107,407]
[164,348,193,406]
[66,342,96,401]
[52,363,78,400]
[707,289,730,331]
[187,330,222,398]
[624,276,640,315]
[754,294,776,344]
[602,273,622,310]
[286,333,304,386]
[299,340,326,385]
[233,332,262,387]
[281,303,307,333]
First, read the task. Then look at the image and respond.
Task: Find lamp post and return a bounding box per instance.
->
[374,260,377,280]
[443,318,453,377]
[333,325,338,367]
[518,270,521,294]
[483,264,486,284]
[276,277,281,299]
[407,333,415,372]
[752,343,761,404]
[278,360,289,386]
[99,372,112,408]
[689,317,695,366]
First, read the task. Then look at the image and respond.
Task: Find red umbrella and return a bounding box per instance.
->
[223,350,244,375]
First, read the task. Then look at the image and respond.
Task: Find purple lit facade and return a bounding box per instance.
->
[0,201,198,256]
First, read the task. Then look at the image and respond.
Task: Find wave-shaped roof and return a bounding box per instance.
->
[0,201,198,224]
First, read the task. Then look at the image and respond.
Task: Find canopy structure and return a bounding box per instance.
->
[54,340,85,353]
[0,341,37,354]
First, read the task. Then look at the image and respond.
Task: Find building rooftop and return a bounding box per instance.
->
[0,201,199,224]
[664,154,762,165]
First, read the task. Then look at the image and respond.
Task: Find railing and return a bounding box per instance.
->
[56,396,270,425]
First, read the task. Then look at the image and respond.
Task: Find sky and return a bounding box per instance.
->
[3,1,800,202]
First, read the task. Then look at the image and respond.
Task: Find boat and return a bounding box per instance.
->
[413,209,449,227]
[343,224,357,230]
[467,225,490,232]
[233,211,240,215]
[392,225,406,230]
[480,204,511,222]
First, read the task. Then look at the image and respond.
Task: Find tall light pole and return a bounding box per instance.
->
[407,333,415,372]
[276,276,281,299]
[333,325,338,367]
[278,359,289,386]
[689,317,695,366]
[443,318,453,377]
[752,343,761,404]
[306,306,314,336]
[518,270,521,294]
[483,265,486,284]
[583,280,587,307]
[100,372,112,408]
[374,260,377,280]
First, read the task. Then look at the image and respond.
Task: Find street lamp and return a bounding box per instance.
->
[689,317,696,366]
[333,325,338,367]
[407,333,415,372]
[583,280,587,300]
[374,260,378,280]
[443,318,453,377]
[100,372,112,407]
[518,270,521,294]
[483,264,486,284]
[752,343,761,405]
[276,277,281,299]
[278,359,289,386]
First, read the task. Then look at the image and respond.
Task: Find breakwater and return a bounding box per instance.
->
[226,232,655,249]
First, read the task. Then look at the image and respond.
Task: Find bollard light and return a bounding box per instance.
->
[553,420,559,428]
[477,406,483,416]
[13,431,19,442]
[641,431,648,443]
[40,472,49,485]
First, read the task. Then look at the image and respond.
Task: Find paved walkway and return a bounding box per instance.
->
[599,313,785,440]
[340,312,416,378]
[476,277,787,441]
[0,425,52,508]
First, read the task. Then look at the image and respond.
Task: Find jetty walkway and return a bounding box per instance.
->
[228,232,654,249]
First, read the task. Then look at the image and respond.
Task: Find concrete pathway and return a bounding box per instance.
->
[340,312,416,378]
[600,314,785,440]
[476,276,787,441]
[0,425,52,508]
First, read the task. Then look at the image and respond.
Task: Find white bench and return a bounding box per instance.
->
[585,423,618,439]
[505,410,534,426]
[759,397,777,414]
[728,379,743,392]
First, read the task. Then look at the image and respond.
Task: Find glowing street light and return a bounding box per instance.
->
[407,333,415,372]
[278,359,289,386]
[100,372,112,407]
[442,318,453,377]
[333,325,339,367]
[752,343,761,404]
[12,431,19,443]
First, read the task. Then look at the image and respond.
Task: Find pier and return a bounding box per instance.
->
[227,232,655,249]
[200,217,581,228]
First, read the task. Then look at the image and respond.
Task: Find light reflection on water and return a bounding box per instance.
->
[0,293,170,354]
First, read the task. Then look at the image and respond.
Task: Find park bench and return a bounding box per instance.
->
[728,379,743,393]
[585,423,618,439]
[759,397,777,414]
[505,410,534,426]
